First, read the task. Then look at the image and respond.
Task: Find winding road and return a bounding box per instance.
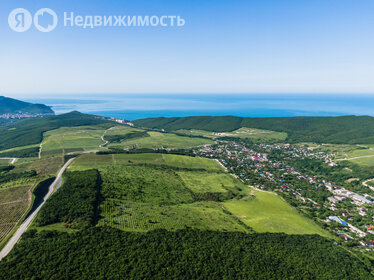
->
[363,179,374,192]
[0,158,75,261]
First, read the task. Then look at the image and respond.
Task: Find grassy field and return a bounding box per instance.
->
[177,171,245,194]
[224,190,331,237]
[0,185,31,244]
[350,157,374,167]
[99,200,249,232]
[0,159,11,165]
[100,165,194,204]
[367,180,374,187]
[162,154,223,171]
[105,125,144,136]
[108,131,213,149]
[70,153,224,172]
[175,127,287,141]
[41,126,107,156]
[30,222,79,233]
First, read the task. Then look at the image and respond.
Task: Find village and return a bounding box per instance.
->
[194,140,374,249]
[0,112,54,119]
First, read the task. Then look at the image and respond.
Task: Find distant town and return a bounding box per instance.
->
[0,112,54,120]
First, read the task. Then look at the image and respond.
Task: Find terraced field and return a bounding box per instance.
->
[0,185,31,244]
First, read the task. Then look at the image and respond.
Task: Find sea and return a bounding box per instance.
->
[24,94,374,121]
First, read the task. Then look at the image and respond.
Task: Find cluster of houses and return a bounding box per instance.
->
[196,140,374,247]
[0,112,53,119]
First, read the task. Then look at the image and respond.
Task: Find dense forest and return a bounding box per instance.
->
[134,115,374,144]
[0,227,372,279]
[35,169,100,229]
[0,111,114,150]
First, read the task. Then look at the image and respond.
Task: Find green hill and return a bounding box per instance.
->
[0,96,54,115]
[134,115,374,144]
[0,111,115,150]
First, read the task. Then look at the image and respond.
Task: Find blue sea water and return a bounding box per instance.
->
[24,94,374,121]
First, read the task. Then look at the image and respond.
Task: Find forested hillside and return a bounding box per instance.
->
[134,115,374,144]
[0,96,53,115]
[0,111,114,150]
[35,170,100,229]
[0,228,372,279]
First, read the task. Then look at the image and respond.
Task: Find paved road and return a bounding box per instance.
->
[0,158,75,261]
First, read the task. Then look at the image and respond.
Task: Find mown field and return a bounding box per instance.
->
[0,185,31,244]
[175,127,287,141]
[224,190,331,237]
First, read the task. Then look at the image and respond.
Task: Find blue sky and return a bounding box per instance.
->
[1,0,374,96]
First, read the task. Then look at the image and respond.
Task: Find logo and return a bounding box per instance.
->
[8,8,32,32]
[8,8,58,32]
[34,8,58,32]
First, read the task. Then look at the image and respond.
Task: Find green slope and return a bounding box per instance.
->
[0,111,115,150]
[134,115,374,144]
[0,96,53,115]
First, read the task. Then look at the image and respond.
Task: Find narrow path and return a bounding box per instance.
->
[38,143,43,159]
[99,127,115,148]
[0,158,75,261]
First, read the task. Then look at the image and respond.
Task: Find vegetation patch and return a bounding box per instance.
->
[224,190,331,237]
[104,131,150,143]
[177,171,244,194]
[162,154,223,171]
[99,201,249,232]
[100,165,193,205]
[175,127,287,142]
[108,131,213,149]
[35,170,100,229]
